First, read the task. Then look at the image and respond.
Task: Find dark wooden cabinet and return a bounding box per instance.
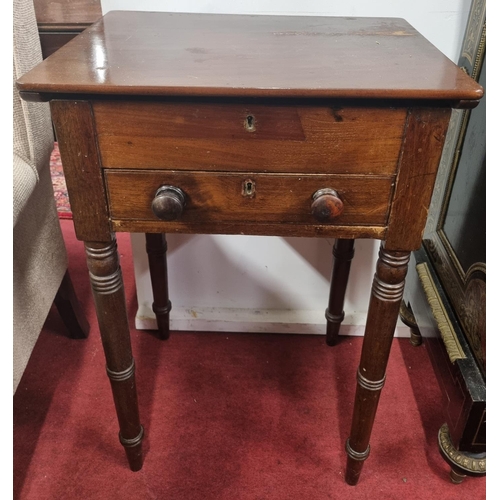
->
[402,0,486,484]
[34,0,102,58]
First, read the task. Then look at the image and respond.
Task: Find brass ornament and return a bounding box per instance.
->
[438,424,486,475]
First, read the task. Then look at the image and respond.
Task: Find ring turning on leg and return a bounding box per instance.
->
[86,239,144,471]
[345,243,410,485]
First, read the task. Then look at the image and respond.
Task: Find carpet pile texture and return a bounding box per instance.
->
[13,221,486,499]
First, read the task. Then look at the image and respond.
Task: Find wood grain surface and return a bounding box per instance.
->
[50,100,111,241]
[110,220,387,240]
[34,0,102,26]
[105,170,394,226]
[17,11,482,102]
[385,108,451,250]
[94,102,407,175]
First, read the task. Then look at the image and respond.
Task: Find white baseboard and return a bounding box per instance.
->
[135,305,409,337]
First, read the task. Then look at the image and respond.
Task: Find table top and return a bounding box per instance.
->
[18,11,482,101]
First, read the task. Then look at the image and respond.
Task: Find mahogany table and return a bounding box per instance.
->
[17,11,482,485]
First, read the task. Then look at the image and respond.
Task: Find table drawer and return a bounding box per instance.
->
[105,170,394,226]
[94,101,407,175]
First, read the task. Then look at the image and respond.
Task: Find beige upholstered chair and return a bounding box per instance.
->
[13,0,88,393]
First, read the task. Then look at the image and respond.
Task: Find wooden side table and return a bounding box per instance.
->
[17,12,483,485]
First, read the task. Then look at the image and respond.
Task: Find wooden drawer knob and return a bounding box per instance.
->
[311,188,344,222]
[151,186,186,221]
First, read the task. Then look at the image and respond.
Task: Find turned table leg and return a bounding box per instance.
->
[345,243,410,485]
[85,239,144,471]
[325,239,355,346]
[146,233,171,340]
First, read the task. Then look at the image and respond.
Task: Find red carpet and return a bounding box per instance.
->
[13,220,486,499]
[49,143,72,219]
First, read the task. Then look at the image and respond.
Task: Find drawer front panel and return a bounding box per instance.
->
[105,170,394,226]
[94,102,407,175]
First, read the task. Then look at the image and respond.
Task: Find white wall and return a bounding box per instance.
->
[102,0,472,335]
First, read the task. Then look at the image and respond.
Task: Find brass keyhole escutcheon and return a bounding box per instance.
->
[242,179,256,198]
[244,114,256,132]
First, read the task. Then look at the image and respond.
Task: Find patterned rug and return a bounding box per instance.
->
[50,142,72,219]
